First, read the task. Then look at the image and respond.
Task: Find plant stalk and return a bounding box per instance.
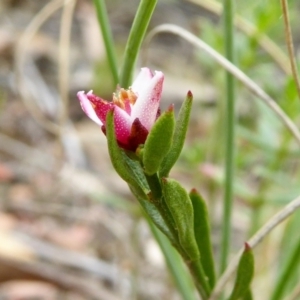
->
[119,0,157,88]
[220,0,236,274]
[93,0,119,86]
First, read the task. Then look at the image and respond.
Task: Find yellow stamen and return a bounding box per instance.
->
[113,88,137,109]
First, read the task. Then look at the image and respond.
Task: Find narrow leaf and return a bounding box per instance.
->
[162,178,200,261]
[143,107,175,175]
[159,91,193,177]
[119,0,157,88]
[229,243,255,300]
[122,153,149,192]
[92,0,118,85]
[190,189,216,288]
[270,235,300,300]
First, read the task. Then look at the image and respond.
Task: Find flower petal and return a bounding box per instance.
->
[127,118,149,151]
[113,106,132,146]
[131,71,164,131]
[131,67,153,95]
[86,93,113,125]
[77,91,102,126]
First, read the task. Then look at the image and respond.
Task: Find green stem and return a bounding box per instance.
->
[148,220,196,300]
[146,174,211,299]
[145,173,162,200]
[93,0,119,86]
[270,236,300,300]
[119,0,157,88]
[220,0,236,274]
[248,132,291,236]
[145,174,181,249]
[280,0,300,101]
[188,259,211,299]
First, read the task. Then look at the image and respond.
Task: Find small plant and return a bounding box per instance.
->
[77,0,300,299]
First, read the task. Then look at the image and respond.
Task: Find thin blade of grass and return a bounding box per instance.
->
[119,0,157,88]
[93,0,119,86]
[220,0,236,274]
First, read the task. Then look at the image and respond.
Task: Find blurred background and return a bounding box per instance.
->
[0,0,300,299]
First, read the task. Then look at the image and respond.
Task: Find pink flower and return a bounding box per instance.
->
[77,68,164,151]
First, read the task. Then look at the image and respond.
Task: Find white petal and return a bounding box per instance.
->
[131,68,153,94]
[131,71,164,131]
[77,91,103,126]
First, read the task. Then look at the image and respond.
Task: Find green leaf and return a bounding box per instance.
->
[92,0,119,86]
[162,178,200,261]
[270,235,300,300]
[119,0,157,88]
[229,243,255,300]
[189,189,216,288]
[159,91,193,177]
[106,110,146,194]
[122,153,149,192]
[143,107,175,175]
